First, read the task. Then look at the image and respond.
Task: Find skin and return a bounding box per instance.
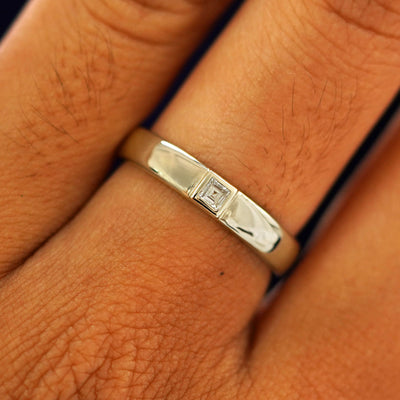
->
[0,0,399,398]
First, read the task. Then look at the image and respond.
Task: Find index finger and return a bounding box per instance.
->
[0,0,232,273]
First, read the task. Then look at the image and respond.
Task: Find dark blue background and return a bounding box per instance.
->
[0,2,25,36]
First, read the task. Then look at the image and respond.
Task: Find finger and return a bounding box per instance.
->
[0,165,265,399]
[154,0,400,233]
[250,123,400,399]
[0,0,232,272]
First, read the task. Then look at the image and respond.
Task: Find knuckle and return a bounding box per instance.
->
[286,0,400,79]
[81,0,213,46]
[1,300,134,399]
[318,0,400,39]
[1,310,89,398]
[116,0,213,12]
[1,225,245,399]
[2,301,238,399]
[12,0,219,158]
[11,28,116,159]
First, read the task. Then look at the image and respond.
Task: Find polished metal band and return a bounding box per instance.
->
[120,128,299,275]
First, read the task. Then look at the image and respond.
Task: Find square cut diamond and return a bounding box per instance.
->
[195,177,231,214]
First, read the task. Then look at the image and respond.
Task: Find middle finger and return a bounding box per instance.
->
[155,0,400,232]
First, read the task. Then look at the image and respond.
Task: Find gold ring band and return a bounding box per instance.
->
[120,128,300,275]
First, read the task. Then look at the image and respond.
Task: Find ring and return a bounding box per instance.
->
[119,128,300,275]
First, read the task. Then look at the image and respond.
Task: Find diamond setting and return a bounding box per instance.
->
[195,176,231,214]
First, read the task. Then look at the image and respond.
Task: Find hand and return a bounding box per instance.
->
[0,0,399,398]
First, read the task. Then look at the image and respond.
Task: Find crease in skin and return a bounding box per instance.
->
[319,0,400,40]
[0,0,236,274]
[156,0,400,232]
